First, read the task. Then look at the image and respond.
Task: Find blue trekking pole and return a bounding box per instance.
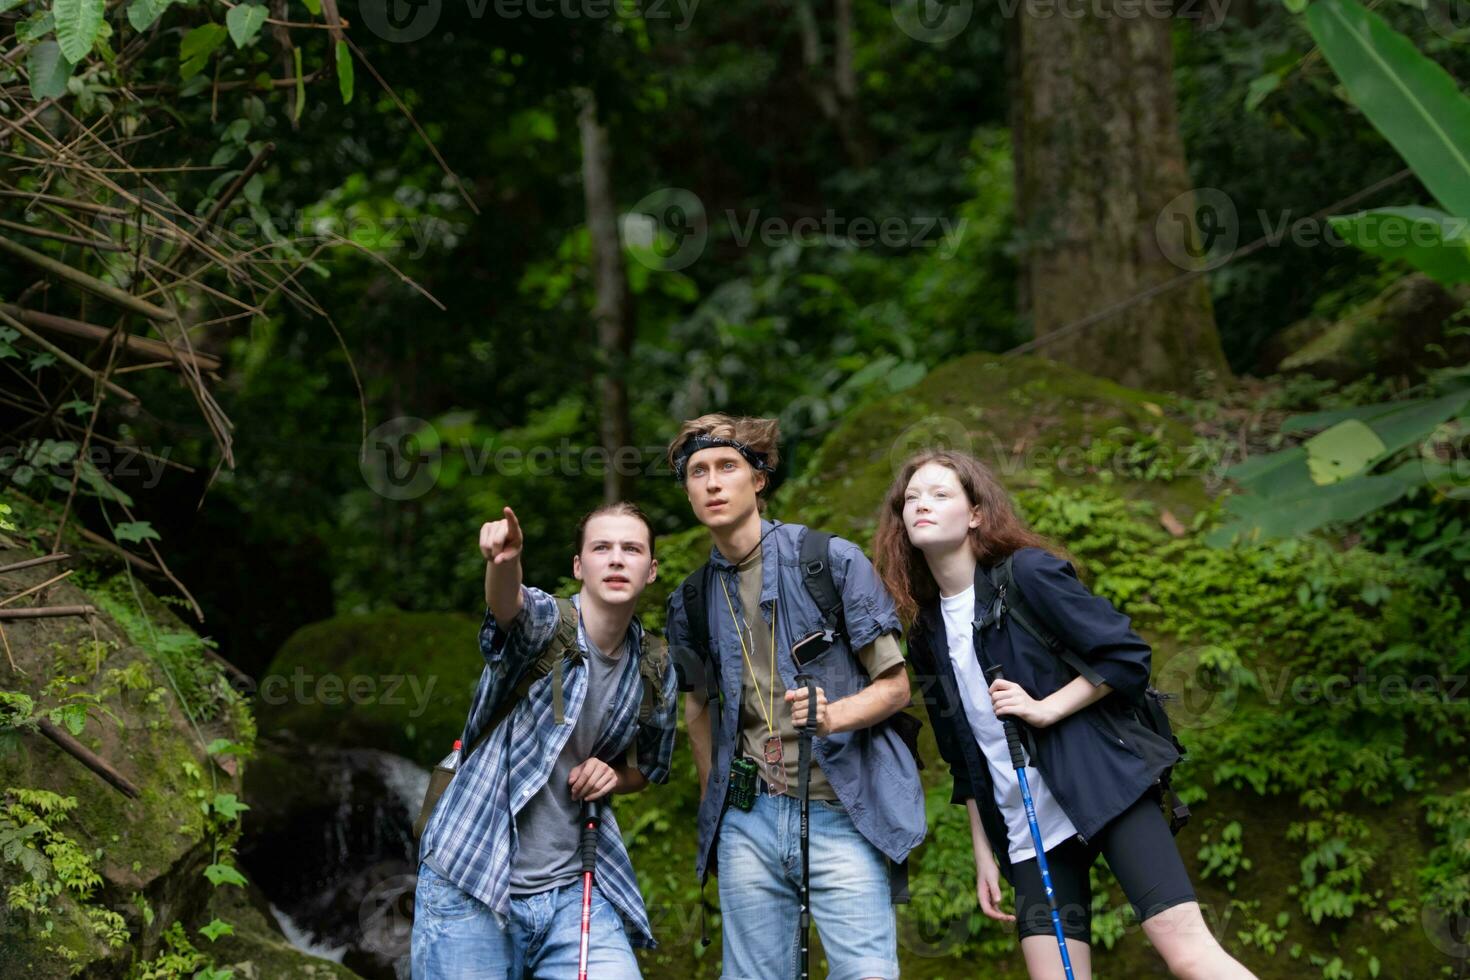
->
[986,665,1076,980]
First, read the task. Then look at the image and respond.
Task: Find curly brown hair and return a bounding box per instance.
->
[873,449,1075,626]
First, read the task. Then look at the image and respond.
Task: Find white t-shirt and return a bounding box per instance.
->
[941,584,1079,863]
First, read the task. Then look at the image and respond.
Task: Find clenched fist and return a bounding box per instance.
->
[480,506,524,564]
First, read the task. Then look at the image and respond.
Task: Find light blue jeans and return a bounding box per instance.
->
[716,792,899,980]
[410,862,641,979]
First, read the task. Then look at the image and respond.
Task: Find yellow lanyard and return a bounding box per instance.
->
[719,572,778,737]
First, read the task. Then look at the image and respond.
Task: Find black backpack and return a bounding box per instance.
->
[976,554,1191,834]
[676,528,925,770]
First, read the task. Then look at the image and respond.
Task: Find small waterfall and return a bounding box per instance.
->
[242,739,426,980]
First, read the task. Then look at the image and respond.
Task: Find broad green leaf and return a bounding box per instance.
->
[299,0,320,13]
[179,22,227,80]
[1245,73,1281,111]
[211,793,250,820]
[112,520,160,544]
[126,0,167,32]
[1223,445,1312,496]
[1329,206,1470,284]
[18,11,56,43]
[226,2,266,48]
[1208,460,1424,544]
[0,0,29,13]
[198,919,234,942]
[1283,398,1423,433]
[49,703,86,736]
[1304,0,1470,219]
[26,40,72,100]
[335,39,353,104]
[222,117,250,143]
[1304,419,1387,485]
[52,0,105,62]
[206,738,249,757]
[203,862,247,887]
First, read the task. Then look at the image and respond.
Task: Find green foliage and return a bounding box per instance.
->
[1210,370,1470,542]
[0,787,130,957]
[127,921,218,980]
[88,576,239,725]
[1303,0,1470,221]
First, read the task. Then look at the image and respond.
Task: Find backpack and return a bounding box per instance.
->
[677,529,925,770]
[412,596,670,842]
[976,554,1191,834]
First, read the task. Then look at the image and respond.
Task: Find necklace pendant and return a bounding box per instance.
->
[762,734,787,795]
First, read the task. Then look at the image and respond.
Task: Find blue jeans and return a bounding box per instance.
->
[411,862,641,979]
[716,792,898,980]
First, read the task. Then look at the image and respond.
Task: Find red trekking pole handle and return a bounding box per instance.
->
[577,798,603,980]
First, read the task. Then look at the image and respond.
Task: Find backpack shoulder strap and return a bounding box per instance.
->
[993,555,1107,688]
[799,528,845,642]
[494,595,581,729]
[463,594,582,766]
[627,629,671,770]
[679,562,722,706]
[636,631,670,723]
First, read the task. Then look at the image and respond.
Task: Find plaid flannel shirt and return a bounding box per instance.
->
[418,585,678,948]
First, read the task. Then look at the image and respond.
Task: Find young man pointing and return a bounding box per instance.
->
[414,502,678,978]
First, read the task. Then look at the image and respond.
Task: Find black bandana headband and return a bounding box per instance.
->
[671,434,771,482]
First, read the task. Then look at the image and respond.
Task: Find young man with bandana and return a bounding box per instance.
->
[663,413,926,980]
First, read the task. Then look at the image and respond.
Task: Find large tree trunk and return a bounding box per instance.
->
[1014,6,1230,393]
[794,0,866,167]
[577,90,635,505]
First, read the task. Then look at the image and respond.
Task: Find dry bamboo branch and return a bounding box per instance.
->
[0,568,75,608]
[35,717,140,798]
[0,217,128,251]
[0,553,70,576]
[0,234,174,321]
[0,305,223,372]
[0,605,96,619]
[0,305,141,404]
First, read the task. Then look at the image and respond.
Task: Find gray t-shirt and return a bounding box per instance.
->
[508,623,629,895]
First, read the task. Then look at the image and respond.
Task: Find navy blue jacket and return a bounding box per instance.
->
[906,547,1177,880]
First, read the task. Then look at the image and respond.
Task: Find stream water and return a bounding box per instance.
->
[240,741,429,979]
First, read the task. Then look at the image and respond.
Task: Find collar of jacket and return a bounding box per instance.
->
[704,517,784,610]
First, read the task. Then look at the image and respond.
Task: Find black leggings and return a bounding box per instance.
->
[1011,789,1196,944]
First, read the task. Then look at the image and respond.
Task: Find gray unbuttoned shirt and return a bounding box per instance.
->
[508,626,628,895]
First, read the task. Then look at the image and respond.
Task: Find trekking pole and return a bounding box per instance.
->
[986,665,1076,980]
[577,798,604,980]
[795,674,817,980]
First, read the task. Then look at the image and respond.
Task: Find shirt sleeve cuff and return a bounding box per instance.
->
[1092,656,1148,702]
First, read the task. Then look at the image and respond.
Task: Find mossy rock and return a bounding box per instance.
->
[203,876,362,979]
[0,498,366,979]
[773,351,1209,546]
[1264,273,1470,383]
[258,610,481,764]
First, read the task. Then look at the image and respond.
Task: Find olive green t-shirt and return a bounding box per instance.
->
[728,543,904,800]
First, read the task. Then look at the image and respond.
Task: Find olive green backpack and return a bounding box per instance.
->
[413,597,669,841]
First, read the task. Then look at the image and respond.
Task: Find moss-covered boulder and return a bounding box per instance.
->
[256,610,480,765]
[0,495,357,979]
[1262,272,1470,383]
